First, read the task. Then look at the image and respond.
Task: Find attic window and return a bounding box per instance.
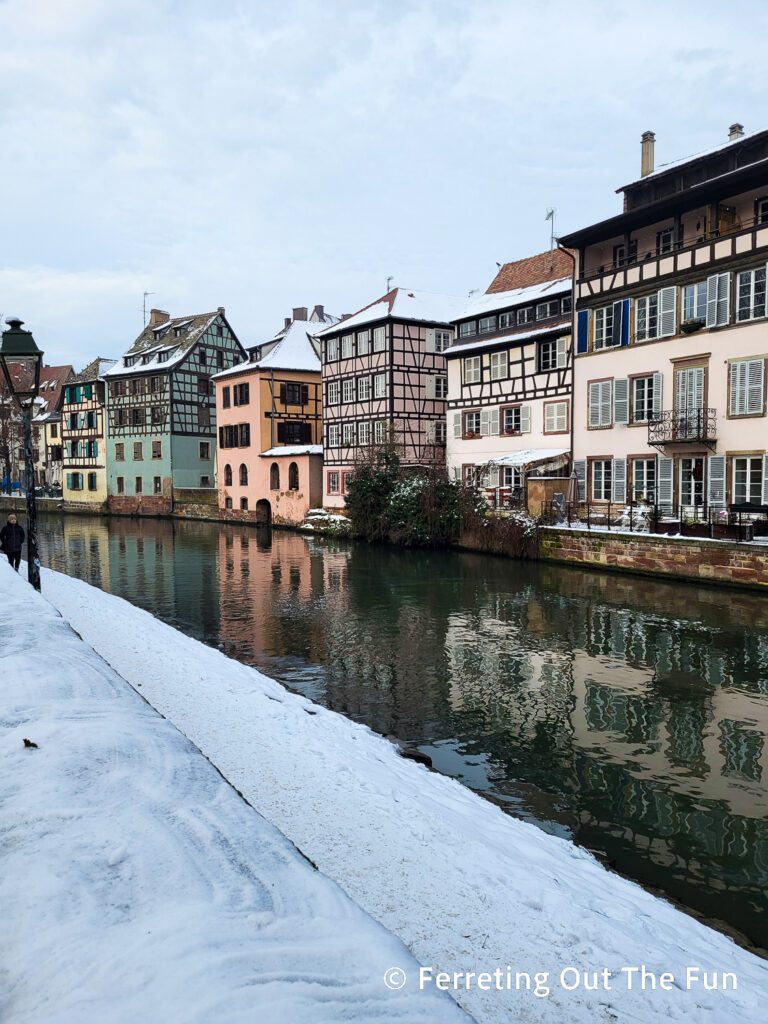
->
[141,353,153,364]
[158,350,171,363]
[124,356,136,367]
[174,326,186,339]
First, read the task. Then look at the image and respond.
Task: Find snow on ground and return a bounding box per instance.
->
[0,563,469,1024]
[41,566,768,1024]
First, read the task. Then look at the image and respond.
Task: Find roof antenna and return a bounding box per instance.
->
[386,275,394,292]
[545,209,556,269]
[468,288,478,298]
[143,291,155,327]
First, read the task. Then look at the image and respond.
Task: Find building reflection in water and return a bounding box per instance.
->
[37,515,768,950]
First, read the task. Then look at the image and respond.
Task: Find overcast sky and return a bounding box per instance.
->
[1,0,767,369]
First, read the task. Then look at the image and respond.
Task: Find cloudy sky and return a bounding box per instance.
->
[1,0,767,369]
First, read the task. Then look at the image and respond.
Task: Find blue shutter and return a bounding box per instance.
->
[93,441,98,457]
[620,299,630,346]
[576,310,589,354]
[66,473,72,490]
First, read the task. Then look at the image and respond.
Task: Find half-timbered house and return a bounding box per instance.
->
[316,287,464,508]
[103,307,245,514]
[560,124,768,510]
[446,250,573,503]
[62,358,117,510]
[32,364,75,490]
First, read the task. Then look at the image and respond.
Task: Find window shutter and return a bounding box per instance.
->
[613,378,630,424]
[612,458,627,503]
[657,457,674,506]
[488,467,500,487]
[545,404,555,432]
[556,336,568,368]
[425,421,435,443]
[708,456,726,506]
[425,329,436,353]
[573,459,587,500]
[747,359,764,415]
[716,272,730,326]
[93,442,98,457]
[301,384,309,405]
[480,409,490,436]
[600,380,612,427]
[453,412,462,438]
[576,310,589,354]
[489,407,499,434]
[277,422,286,442]
[694,366,704,409]
[763,453,768,505]
[520,405,531,432]
[303,422,312,442]
[652,372,663,419]
[66,473,72,490]
[278,384,285,404]
[219,426,224,447]
[611,301,623,347]
[729,361,742,416]
[588,382,600,428]
[425,375,436,400]
[705,274,719,327]
[620,299,630,346]
[658,286,677,338]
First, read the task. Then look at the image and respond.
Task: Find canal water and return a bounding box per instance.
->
[37,514,768,951]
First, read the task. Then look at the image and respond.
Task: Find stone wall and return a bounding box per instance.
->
[540,527,768,590]
[108,495,172,516]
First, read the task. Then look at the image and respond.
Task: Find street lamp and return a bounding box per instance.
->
[0,317,43,590]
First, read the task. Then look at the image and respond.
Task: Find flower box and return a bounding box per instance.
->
[680,318,705,335]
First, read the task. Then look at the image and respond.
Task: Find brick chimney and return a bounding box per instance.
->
[292,306,308,322]
[640,131,655,177]
[312,304,325,321]
[728,123,745,141]
[149,309,170,326]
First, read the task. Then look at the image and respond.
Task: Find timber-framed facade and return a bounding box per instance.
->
[61,358,116,510]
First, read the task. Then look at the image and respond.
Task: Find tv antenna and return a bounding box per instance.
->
[386,275,394,292]
[545,209,556,268]
[143,291,155,327]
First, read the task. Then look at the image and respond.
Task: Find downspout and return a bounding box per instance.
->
[270,369,276,449]
[557,243,577,473]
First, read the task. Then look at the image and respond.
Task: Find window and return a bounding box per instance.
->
[216,324,224,338]
[342,422,354,446]
[112,381,124,398]
[198,376,211,396]
[592,459,612,500]
[200,476,211,487]
[288,462,299,489]
[613,239,637,267]
[326,337,339,361]
[154,476,162,494]
[756,197,768,225]
[283,382,306,405]
[50,423,58,439]
[463,356,481,384]
[116,476,124,494]
[539,337,567,371]
[544,401,568,433]
[374,420,386,444]
[327,471,340,494]
[632,459,656,502]
[464,411,481,436]
[434,330,451,352]
[150,376,160,393]
[87,472,97,491]
[635,294,658,342]
[115,442,125,461]
[358,421,371,444]
[280,421,307,444]
[199,441,210,460]
[69,413,78,429]
[374,373,387,398]
[198,348,207,366]
[435,376,448,399]
[342,378,354,403]
[675,366,705,412]
[328,423,341,446]
[133,442,143,460]
[588,380,613,428]
[733,456,763,504]
[498,312,514,329]
[151,406,163,425]
[479,316,496,334]
[85,441,98,458]
[517,307,534,325]
[357,330,370,355]
[729,359,765,416]
[536,300,559,320]
[357,376,371,400]
[459,321,476,338]
[503,406,521,434]
[240,497,248,510]
[270,463,280,490]
[683,281,707,322]
[737,267,767,321]
[489,351,507,380]
[217,350,224,368]
[434,420,447,443]
[632,375,655,423]
[151,440,162,459]
[327,380,340,405]
[593,306,615,350]
[68,472,83,491]
[239,464,248,486]
[135,476,143,494]
[341,334,354,358]
[198,406,211,429]
[562,296,572,314]
[656,227,674,254]
[373,326,386,351]
[131,378,142,396]
[239,423,250,447]
[131,408,144,427]
[224,464,232,486]
[233,382,250,405]
[225,497,233,509]
[222,386,231,408]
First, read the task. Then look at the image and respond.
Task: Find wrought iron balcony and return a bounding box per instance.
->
[648,408,717,452]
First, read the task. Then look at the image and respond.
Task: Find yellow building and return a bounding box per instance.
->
[61,358,116,510]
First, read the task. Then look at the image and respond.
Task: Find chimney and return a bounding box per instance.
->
[728,123,745,141]
[284,317,292,330]
[312,304,325,321]
[640,131,655,177]
[149,308,170,326]
[217,306,225,314]
[292,306,308,322]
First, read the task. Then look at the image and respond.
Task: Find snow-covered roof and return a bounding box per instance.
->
[259,445,323,458]
[445,321,571,357]
[618,127,768,190]
[212,320,322,380]
[104,310,235,378]
[316,288,465,336]
[73,357,117,383]
[487,448,569,469]
[457,277,570,319]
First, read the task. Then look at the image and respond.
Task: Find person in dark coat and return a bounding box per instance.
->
[0,514,25,571]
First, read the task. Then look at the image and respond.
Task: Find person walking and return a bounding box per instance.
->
[0,513,25,571]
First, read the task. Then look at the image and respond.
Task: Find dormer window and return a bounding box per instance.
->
[459,321,476,338]
[479,316,496,334]
[174,326,186,339]
[124,356,136,367]
[517,307,534,325]
[141,353,153,364]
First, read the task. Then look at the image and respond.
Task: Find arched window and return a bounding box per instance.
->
[288,461,299,490]
[239,463,248,486]
[270,462,280,490]
[224,464,232,487]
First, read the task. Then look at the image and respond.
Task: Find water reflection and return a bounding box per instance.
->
[38,515,768,949]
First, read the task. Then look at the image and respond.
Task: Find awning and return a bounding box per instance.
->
[487,448,570,474]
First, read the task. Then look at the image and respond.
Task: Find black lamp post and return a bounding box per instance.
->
[0,318,43,591]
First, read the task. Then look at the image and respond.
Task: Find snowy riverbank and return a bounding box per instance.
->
[0,563,468,1023]
[38,565,768,1023]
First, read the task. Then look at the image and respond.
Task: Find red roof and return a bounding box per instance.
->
[36,364,75,415]
[485,249,573,294]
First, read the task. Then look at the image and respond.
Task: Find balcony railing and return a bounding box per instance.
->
[648,408,717,451]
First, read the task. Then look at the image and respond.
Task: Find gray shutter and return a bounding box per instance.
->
[520,405,531,432]
[658,286,677,338]
[425,375,436,400]
[652,372,663,419]
[588,382,600,427]
[573,459,587,501]
[763,454,768,505]
[556,336,568,368]
[708,456,726,506]
[729,361,742,416]
[425,329,436,353]
[613,378,630,424]
[480,409,490,435]
[453,412,462,438]
[657,457,674,507]
[747,359,765,415]
[612,458,627,503]
[716,272,730,326]
[600,380,613,427]
[705,274,719,327]
[489,407,500,434]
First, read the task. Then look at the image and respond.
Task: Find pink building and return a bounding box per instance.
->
[317,288,464,508]
[561,125,768,510]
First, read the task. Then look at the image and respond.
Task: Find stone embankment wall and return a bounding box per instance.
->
[540,527,768,590]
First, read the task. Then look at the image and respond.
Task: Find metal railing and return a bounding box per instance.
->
[648,408,717,446]
[483,486,525,510]
[540,500,763,542]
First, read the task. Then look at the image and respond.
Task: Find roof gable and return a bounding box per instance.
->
[485,249,572,294]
